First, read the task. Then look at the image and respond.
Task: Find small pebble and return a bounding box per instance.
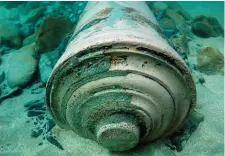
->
[77,10,82,14]
[31,130,39,138]
[38,115,45,120]
[0,71,5,84]
[38,142,43,146]
[78,2,83,7]
[27,102,44,110]
[24,99,40,107]
[31,88,43,94]
[31,129,43,138]
[199,76,205,84]
[27,110,45,117]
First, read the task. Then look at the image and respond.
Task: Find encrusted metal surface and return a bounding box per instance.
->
[46,1,196,152]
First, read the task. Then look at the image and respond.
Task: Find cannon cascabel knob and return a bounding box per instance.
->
[46,1,196,152]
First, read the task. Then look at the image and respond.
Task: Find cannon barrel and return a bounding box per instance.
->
[46,1,196,152]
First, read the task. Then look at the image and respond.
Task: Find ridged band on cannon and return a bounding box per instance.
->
[46,1,196,152]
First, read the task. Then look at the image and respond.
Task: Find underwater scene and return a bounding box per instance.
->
[0,1,224,156]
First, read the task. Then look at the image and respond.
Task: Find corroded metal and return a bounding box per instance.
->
[46,1,196,152]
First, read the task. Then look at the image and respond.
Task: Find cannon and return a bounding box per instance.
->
[46,1,196,152]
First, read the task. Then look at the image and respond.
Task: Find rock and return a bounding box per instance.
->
[0,1,25,9]
[0,83,22,103]
[192,70,205,84]
[23,33,36,46]
[31,129,43,138]
[159,17,176,30]
[199,76,205,84]
[0,5,23,21]
[163,2,193,21]
[38,54,53,84]
[0,6,11,20]
[191,15,224,38]
[6,43,38,88]
[0,21,22,48]
[9,7,20,21]
[0,71,5,84]
[20,24,33,38]
[35,16,74,53]
[197,47,224,75]
[165,9,185,28]
[0,46,11,55]
[21,7,45,24]
[192,22,212,38]
[25,1,41,12]
[169,31,190,59]
[26,101,44,111]
[27,110,45,117]
[151,2,168,20]
[24,99,41,107]
[159,17,178,38]
[38,115,45,120]
[152,2,168,12]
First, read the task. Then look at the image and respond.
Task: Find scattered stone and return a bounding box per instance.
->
[165,9,185,28]
[30,83,45,94]
[35,16,74,53]
[38,115,45,120]
[159,17,176,30]
[24,99,40,107]
[23,33,36,46]
[169,31,190,59]
[163,2,193,21]
[7,43,38,88]
[0,1,25,9]
[38,142,43,146]
[0,46,11,55]
[21,7,46,24]
[24,1,41,12]
[159,17,178,38]
[31,129,43,138]
[20,24,33,38]
[152,2,168,12]
[27,110,45,117]
[0,6,20,20]
[0,21,22,48]
[0,84,22,103]
[0,6,11,20]
[151,1,168,20]
[31,87,43,94]
[0,71,5,84]
[192,70,205,84]
[191,15,224,38]
[26,101,44,111]
[197,47,224,75]
[199,76,205,84]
